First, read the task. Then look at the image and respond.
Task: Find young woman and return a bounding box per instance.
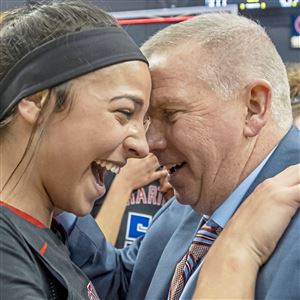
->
[0,1,299,300]
[0,1,151,299]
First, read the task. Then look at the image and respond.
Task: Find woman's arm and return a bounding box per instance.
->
[193,163,300,299]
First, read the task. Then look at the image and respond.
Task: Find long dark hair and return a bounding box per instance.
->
[0,0,119,122]
[0,0,119,194]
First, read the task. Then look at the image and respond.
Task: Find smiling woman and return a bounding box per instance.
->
[0,0,150,299]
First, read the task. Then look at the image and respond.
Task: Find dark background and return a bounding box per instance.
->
[1,0,299,63]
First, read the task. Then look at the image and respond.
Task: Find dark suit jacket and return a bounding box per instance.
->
[68,127,300,300]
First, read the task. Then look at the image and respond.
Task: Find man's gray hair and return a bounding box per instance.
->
[141,13,292,131]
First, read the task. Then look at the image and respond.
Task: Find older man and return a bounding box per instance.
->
[65,13,300,299]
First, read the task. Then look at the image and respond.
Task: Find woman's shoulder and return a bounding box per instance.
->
[0,205,23,239]
[0,205,38,262]
[0,206,47,298]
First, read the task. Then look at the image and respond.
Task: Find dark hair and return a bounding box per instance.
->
[0,0,119,123]
[0,0,118,80]
[0,0,119,193]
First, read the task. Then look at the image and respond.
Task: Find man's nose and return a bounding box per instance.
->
[146,121,167,153]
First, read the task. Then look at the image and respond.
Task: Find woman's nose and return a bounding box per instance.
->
[124,124,149,159]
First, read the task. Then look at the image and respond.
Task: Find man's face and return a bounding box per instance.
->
[146,45,248,214]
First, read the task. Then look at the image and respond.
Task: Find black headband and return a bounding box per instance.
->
[0,27,148,121]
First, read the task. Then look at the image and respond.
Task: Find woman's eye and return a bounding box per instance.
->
[118,109,134,118]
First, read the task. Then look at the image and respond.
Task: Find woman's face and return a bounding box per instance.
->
[37,61,151,215]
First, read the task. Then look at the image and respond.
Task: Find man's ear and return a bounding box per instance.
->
[18,91,48,125]
[243,80,272,138]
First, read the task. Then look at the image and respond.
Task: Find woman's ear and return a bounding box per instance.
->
[17,91,48,125]
[243,80,272,138]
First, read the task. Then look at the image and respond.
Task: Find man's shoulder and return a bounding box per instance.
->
[256,209,300,298]
[244,127,300,199]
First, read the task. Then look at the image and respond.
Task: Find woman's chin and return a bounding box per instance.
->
[73,206,92,217]
[70,199,96,217]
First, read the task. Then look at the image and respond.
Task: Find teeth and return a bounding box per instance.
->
[95,160,120,173]
[106,162,113,170]
[111,166,120,174]
[164,162,185,174]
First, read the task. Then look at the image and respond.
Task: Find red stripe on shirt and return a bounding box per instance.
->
[39,242,48,256]
[0,200,46,228]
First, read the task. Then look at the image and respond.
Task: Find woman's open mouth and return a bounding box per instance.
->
[91,161,105,186]
[91,159,122,186]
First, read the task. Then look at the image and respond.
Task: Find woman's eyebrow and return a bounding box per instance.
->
[110,94,144,106]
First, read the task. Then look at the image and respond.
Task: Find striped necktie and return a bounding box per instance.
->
[168,218,222,300]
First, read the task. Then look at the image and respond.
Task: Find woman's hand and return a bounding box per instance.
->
[226,163,300,266]
[159,173,174,202]
[116,153,168,191]
[193,163,300,299]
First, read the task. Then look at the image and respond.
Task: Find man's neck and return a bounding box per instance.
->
[238,123,286,185]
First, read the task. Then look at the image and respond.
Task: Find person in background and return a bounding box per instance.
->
[63,12,300,300]
[92,153,173,247]
[287,63,300,128]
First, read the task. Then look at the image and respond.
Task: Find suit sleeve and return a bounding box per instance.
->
[67,214,142,300]
[67,199,177,300]
[0,217,47,299]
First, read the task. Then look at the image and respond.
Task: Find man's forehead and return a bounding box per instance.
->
[148,46,186,74]
[149,56,188,88]
[147,43,210,111]
[148,51,169,69]
[148,41,202,65]
[148,86,187,113]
